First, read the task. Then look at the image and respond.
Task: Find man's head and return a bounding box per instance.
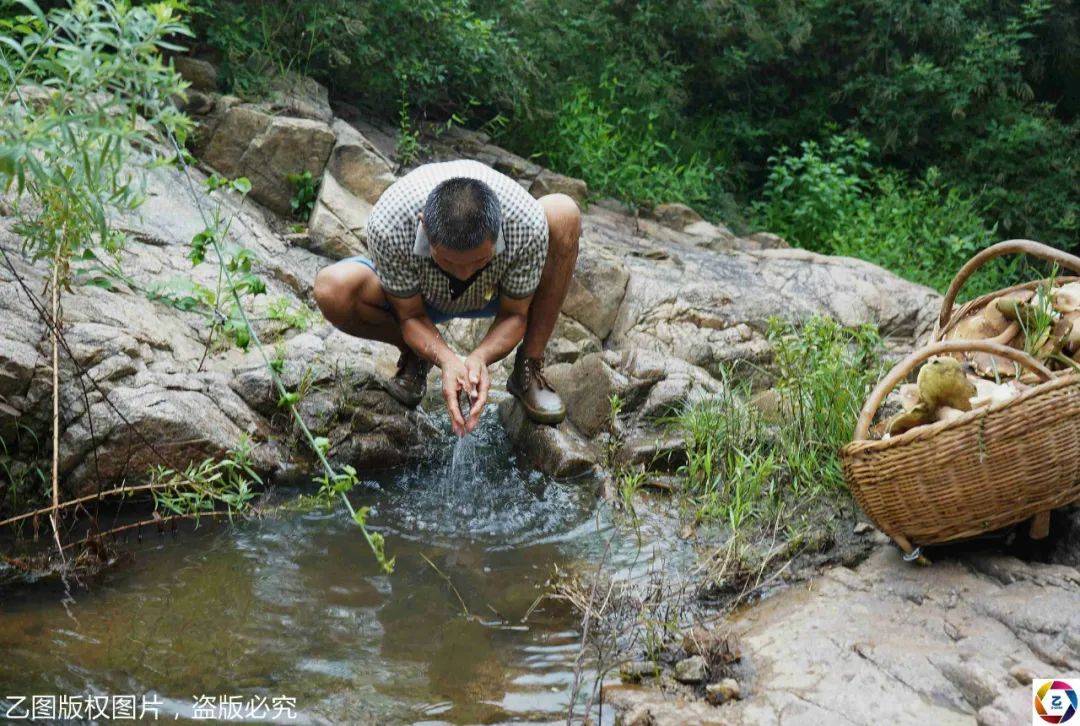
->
[421,177,501,279]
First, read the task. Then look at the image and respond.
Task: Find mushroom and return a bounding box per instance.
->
[934,406,967,423]
[882,402,933,436]
[1053,282,1080,313]
[918,357,976,412]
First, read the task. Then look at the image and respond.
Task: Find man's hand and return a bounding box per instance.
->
[463,353,491,433]
[438,355,471,436]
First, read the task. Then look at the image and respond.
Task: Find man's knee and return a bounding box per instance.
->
[314,263,363,323]
[540,193,581,258]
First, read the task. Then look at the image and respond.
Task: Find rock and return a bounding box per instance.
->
[561,244,629,340]
[685,548,1080,725]
[614,434,687,472]
[201,104,272,179]
[173,56,218,92]
[307,172,372,259]
[418,125,542,183]
[307,120,397,259]
[543,353,639,438]
[619,660,660,682]
[705,678,741,705]
[744,231,788,250]
[529,170,588,207]
[178,89,214,116]
[749,388,785,423]
[650,202,703,230]
[635,375,693,421]
[1008,665,1034,686]
[267,72,333,123]
[187,93,241,158]
[497,398,598,478]
[546,314,602,364]
[0,152,427,498]
[240,117,336,216]
[673,655,707,683]
[604,239,939,377]
[604,685,729,726]
[326,119,396,203]
[199,105,336,216]
[683,220,740,250]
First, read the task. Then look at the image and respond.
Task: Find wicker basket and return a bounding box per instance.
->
[841,340,1080,561]
[932,239,1080,345]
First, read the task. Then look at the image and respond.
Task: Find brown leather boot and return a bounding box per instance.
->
[384,349,430,408]
[507,351,566,424]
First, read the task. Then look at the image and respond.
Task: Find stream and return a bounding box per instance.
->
[0,417,685,724]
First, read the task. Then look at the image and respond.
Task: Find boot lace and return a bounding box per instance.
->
[523,357,553,391]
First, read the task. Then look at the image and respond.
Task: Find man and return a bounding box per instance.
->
[314,159,581,436]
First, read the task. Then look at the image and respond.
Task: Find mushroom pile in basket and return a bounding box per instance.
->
[840,240,1080,562]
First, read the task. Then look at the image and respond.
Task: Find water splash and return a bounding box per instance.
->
[380,413,594,547]
[447,431,479,484]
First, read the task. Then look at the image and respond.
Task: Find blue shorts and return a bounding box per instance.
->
[340,255,500,324]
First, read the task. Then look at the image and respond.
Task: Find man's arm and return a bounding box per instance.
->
[472,294,531,366]
[384,293,472,435]
[461,294,531,431]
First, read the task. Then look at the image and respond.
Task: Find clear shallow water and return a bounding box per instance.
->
[0,418,682,724]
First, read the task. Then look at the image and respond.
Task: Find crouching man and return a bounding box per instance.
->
[314,160,581,436]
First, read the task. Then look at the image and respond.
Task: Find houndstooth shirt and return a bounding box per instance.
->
[365,160,549,314]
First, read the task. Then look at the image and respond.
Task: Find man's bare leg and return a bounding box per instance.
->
[521,194,582,358]
[313,261,406,350]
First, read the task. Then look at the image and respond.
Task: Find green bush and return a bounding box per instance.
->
[184,0,1078,256]
[192,0,528,116]
[541,71,722,208]
[756,134,1021,295]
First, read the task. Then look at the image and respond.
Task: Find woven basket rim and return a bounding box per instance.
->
[937,275,1080,340]
[842,371,1080,457]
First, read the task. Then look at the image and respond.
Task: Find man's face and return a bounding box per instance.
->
[429,236,496,280]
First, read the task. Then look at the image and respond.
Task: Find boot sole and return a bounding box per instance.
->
[383,380,424,409]
[507,380,566,425]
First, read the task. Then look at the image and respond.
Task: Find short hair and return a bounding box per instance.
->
[422,177,502,251]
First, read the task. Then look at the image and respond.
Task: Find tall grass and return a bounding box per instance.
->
[674,317,886,529]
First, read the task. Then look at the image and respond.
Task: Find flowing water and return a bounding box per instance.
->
[0,417,684,724]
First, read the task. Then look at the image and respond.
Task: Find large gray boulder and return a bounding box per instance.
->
[239,116,336,216]
[307,119,397,259]
[200,104,336,217]
[267,72,333,123]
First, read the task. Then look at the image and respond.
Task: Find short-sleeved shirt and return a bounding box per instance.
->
[365,160,549,314]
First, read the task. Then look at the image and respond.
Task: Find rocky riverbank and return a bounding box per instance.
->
[1,66,939,497]
[4,62,1075,724]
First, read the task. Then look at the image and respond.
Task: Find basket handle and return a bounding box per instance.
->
[937,239,1080,333]
[853,340,1054,441]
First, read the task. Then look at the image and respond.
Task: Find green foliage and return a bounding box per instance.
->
[149,436,261,521]
[145,174,271,351]
[542,70,722,208]
[0,424,47,518]
[0,0,191,276]
[286,169,317,220]
[193,0,1077,255]
[192,0,528,115]
[757,134,1021,294]
[675,317,885,529]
